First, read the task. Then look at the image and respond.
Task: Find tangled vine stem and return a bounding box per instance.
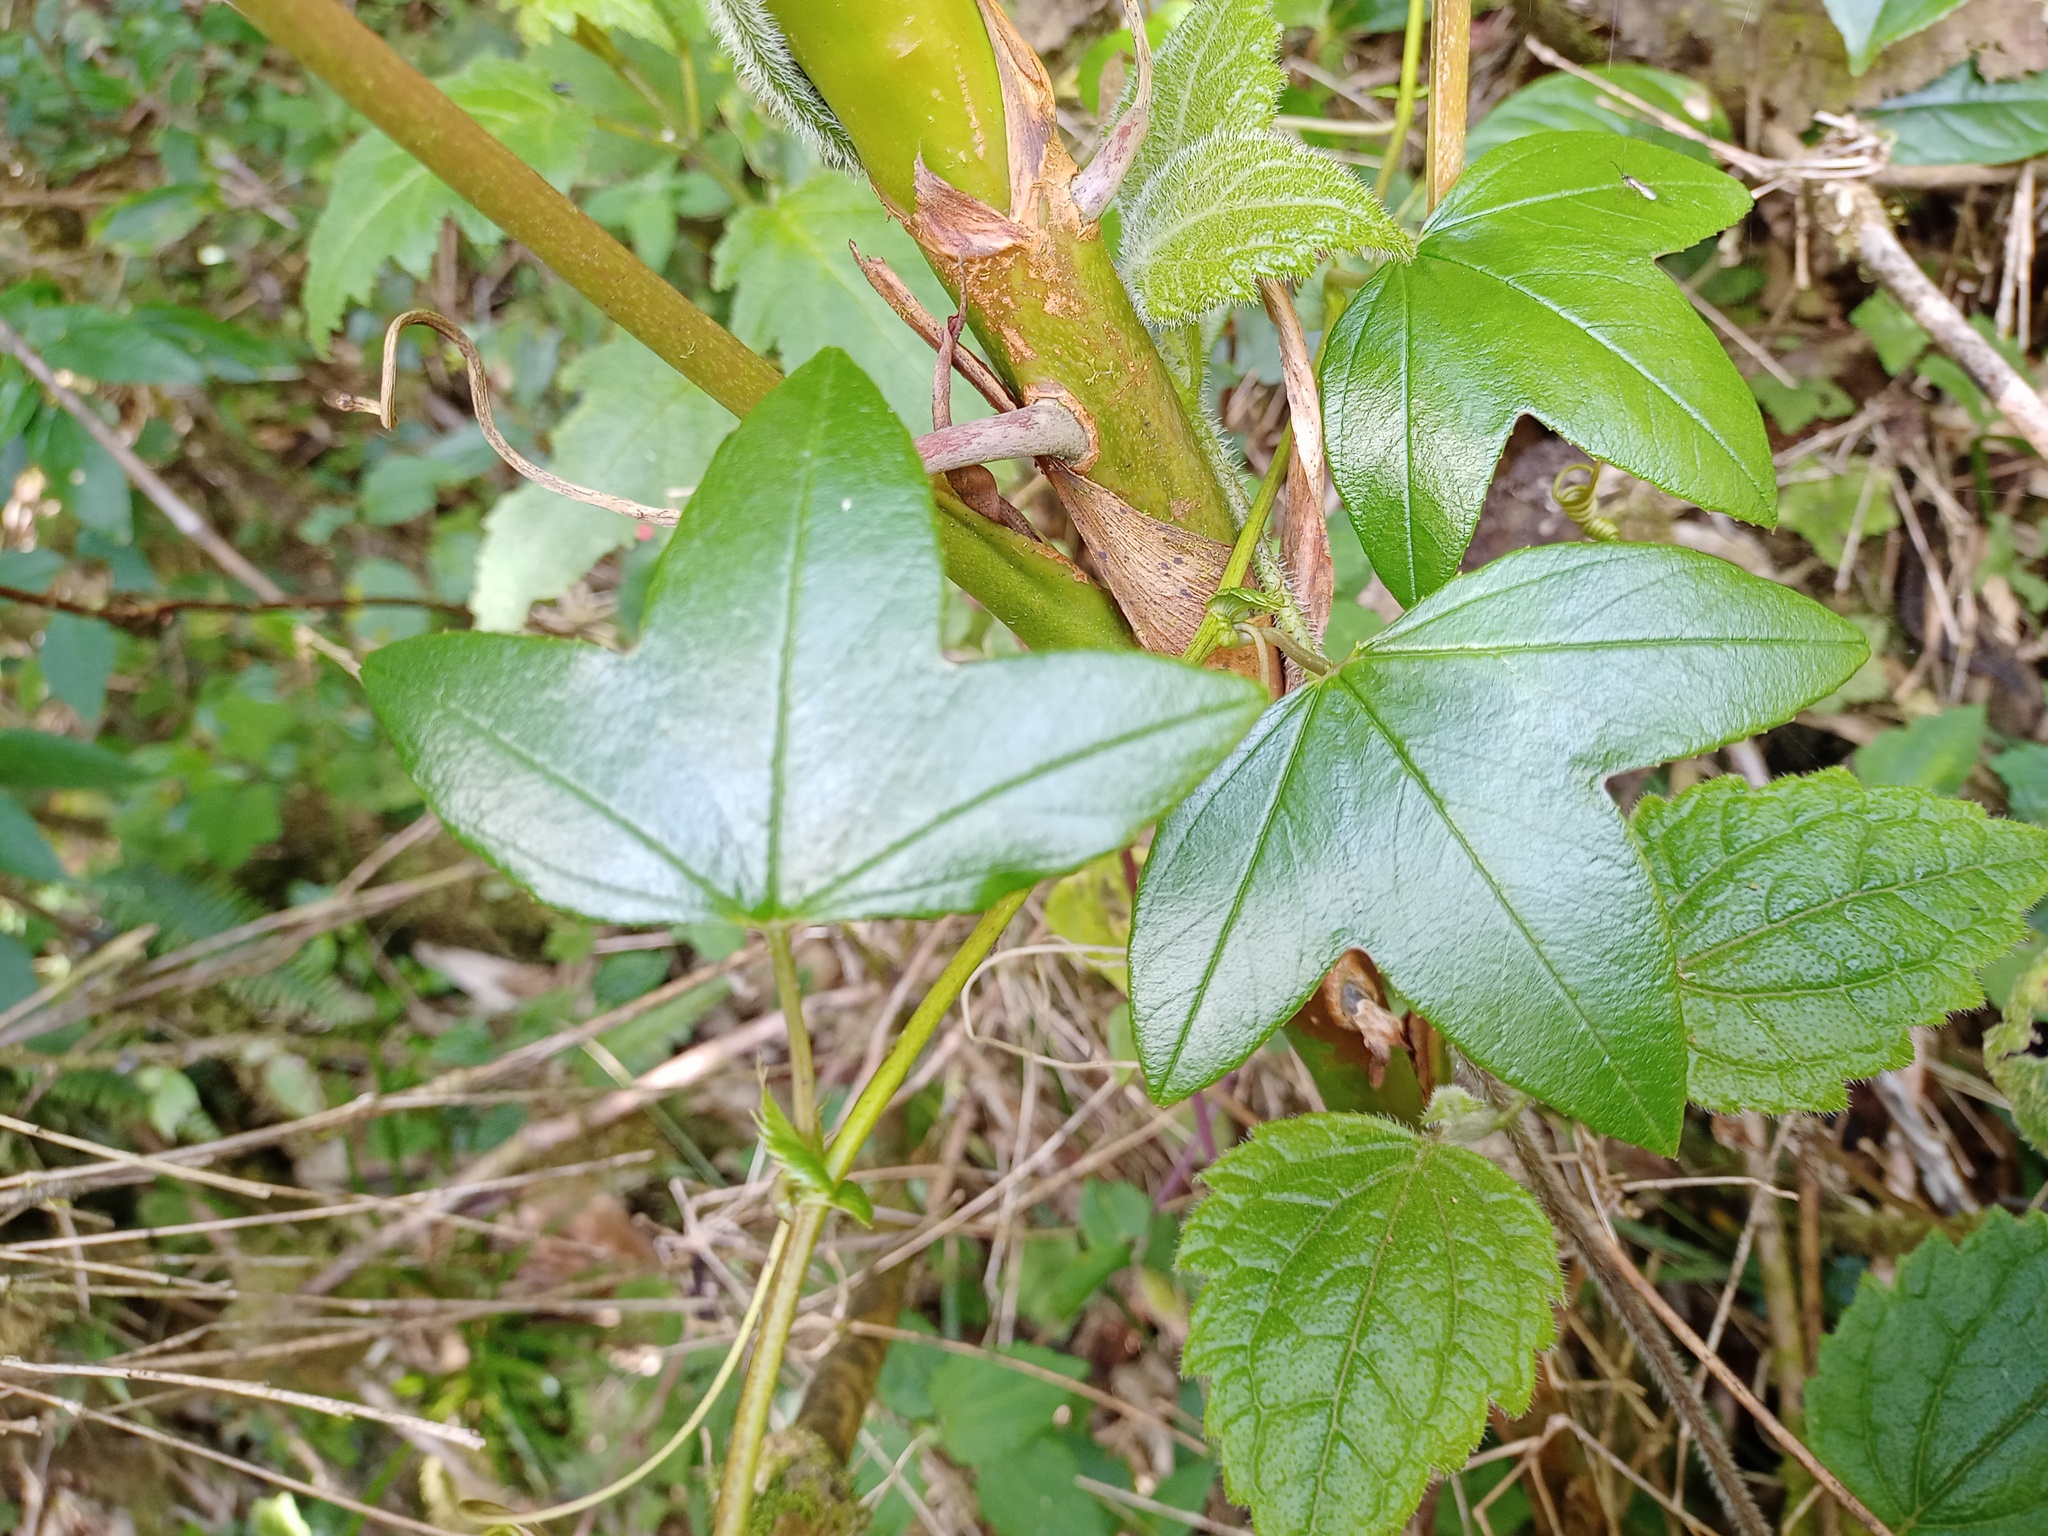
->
[337,309,1095,525]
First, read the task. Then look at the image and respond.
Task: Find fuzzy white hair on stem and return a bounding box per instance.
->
[697,0,859,172]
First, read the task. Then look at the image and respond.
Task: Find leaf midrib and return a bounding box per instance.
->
[1331,669,1665,1137]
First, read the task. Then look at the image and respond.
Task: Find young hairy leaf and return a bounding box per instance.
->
[1822,0,1970,77]
[1632,769,2048,1113]
[1129,543,1864,1151]
[1110,0,1407,323]
[1121,136,1409,323]
[1870,63,2048,166]
[1180,1114,1559,1536]
[1114,0,1284,197]
[713,172,982,430]
[1809,1211,2048,1535]
[470,338,735,631]
[1466,66,1732,165]
[1321,133,1771,607]
[365,351,1264,927]
[303,57,591,348]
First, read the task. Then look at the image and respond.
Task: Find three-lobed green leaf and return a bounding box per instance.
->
[1870,63,2048,166]
[1129,542,1864,1151]
[1633,769,2048,1113]
[303,57,591,348]
[1180,1113,1559,1536]
[365,350,1264,927]
[1321,132,1771,607]
[1809,1211,2048,1535]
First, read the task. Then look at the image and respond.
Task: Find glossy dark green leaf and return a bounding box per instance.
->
[1871,63,2048,165]
[1129,543,1863,1150]
[1321,133,1769,607]
[1809,1211,2048,1535]
[1466,66,1731,165]
[1180,1114,1559,1536]
[364,351,1264,927]
[1634,769,2048,1112]
[0,729,144,788]
[1822,0,1970,76]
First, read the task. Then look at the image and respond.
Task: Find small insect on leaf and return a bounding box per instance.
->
[1622,173,1658,200]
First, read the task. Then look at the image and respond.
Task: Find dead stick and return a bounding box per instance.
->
[1817,179,2048,458]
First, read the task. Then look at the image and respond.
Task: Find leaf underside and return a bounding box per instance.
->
[1129,541,1865,1151]
[1181,1114,1559,1536]
[365,351,1265,928]
[1822,0,1970,76]
[1321,132,1770,608]
[1634,769,2048,1113]
[1808,1211,2048,1536]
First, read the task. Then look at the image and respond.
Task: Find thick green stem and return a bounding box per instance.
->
[230,0,778,413]
[714,1203,827,1536]
[762,0,1009,210]
[768,926,816,1136]
[1376,0,1428,202]
[229,0,1126,655]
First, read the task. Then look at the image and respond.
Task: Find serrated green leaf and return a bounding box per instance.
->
[1809,1211,2048,1535]
[1822,0,1970,76]
[1853,705,1985,795]
[365,352,1263,927]
[712,172,980,429]
[1180,1113,1560,1536]
[1115,0,1284,200]
[0,729,144,788]
[1986,950,2048,1157]
[1870,62,2048,165]
[1467,66,1732,165]
[1322,132,1770,607]
[303,57,592,348]
[470,338,735,630]
[1632,769,2048,1113]
[1129,542,1863,1150]
[1120,135,1410,323]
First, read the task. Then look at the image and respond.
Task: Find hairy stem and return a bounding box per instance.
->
[768,928,816,1136]
[1182,429,1295,667]
[1376,0,1428,201]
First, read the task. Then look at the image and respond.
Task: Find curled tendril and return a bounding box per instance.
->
[328,309,681,526]
[1552,460,1621,542]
